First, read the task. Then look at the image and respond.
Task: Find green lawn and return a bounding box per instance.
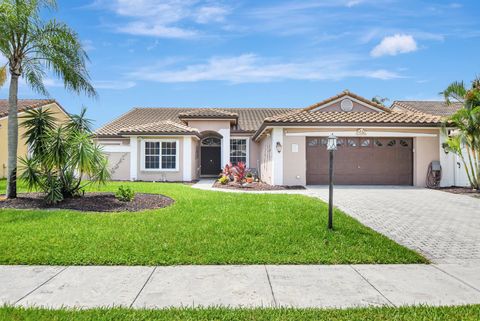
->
[0,180,426,265]
[1,305,479,321]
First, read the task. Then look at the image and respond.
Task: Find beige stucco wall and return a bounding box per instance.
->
[320,100,380,112]
[259,134,273,184]
[191,138,200,180]
[283,135,307,186]
[280,126,441,187]
[186,120,231,132]
[0,102,70,178]
[414,136,440,186]
[106,152,130,180]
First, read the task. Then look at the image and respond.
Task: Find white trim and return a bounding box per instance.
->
[286,131,438,137]
[284,126,441,130]
[183,136,192,181]
[255,126,440,141]
[96,140,124,145]
[181,118,236,121]
[218,128,230,166]
[229,136,250,166]
[130,137,138,181]
[101,145,131,153]
[140,138,180,172]
[310,95,386,113]
[271,128,283,185]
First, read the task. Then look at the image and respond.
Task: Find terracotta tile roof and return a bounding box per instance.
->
[264,110,442,125]
[178,108,238,119]
[392,101,463,116]
[0,99,55,118]
[303,89,392,112]
[118,120,199,136]
[95,107,295,137]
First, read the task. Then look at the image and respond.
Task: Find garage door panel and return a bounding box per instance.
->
[306,137,413,185]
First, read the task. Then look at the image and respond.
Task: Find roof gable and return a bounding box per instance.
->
[178,108,238,119]
[303,90,391,113]
[118,120,200,136]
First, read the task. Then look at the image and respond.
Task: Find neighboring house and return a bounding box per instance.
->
[95,90,467,187]
[0,99,70,178]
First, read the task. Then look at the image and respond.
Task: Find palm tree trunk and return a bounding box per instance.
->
[6,73,19,199]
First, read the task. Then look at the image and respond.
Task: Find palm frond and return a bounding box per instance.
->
[31,20,97,98]
[440,81,467,105]
[0,65,6,87]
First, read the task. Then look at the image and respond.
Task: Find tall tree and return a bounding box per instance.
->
[441,77,480,189]
[0,0,96,198]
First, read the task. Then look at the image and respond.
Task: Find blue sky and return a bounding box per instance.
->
[1,0,479,128]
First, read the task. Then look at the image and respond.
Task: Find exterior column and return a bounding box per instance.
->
[219,128,230,167]
[130,137,138,181]
[182,136,192,181]
[439,130,454,187]
[271,127,284,185]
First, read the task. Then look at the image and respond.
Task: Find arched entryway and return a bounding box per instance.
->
[200,135,222,176]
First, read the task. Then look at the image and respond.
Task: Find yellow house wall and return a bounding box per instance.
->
[0,102,70,178]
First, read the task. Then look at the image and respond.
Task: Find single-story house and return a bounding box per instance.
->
[95,90,469,187]
[0,99,70,178]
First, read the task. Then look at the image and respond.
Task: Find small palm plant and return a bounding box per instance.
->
[441,78,480,190]
[19,108,110,204]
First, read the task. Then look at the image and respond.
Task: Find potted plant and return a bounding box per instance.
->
[245,172,254,183]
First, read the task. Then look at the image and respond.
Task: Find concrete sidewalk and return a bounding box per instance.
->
[1,262,480,309]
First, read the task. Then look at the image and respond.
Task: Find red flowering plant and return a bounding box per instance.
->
[232,161,247,182]
[221,162,234,181]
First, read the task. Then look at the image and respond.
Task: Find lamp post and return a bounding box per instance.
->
[326,134,337,230]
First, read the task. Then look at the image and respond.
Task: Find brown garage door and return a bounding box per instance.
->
[306,137,413,185]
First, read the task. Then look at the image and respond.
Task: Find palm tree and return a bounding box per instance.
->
[441,78,480,189]
[0,0,96,198]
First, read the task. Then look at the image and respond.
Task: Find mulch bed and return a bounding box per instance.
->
[0,192,174,212]
[436,187,480,199]
[213,181,305,191]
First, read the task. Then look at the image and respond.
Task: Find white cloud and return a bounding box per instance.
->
[128,54,401,83]
[96,0,230,38]
[371,34,418,57]
[346,0,363,8]
[194,6,229,24]
[93,80,136,90]
[118,22,197,38]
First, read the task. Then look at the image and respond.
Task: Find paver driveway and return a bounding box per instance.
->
[307,186,480,263]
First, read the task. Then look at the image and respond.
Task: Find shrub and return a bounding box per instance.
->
[115,185,135,202]
[232,162,247,182]
[19,108,110,204]
[218,175,229,185]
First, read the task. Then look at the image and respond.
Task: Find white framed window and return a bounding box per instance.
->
[230,138,249,165]
[141,139,179,171]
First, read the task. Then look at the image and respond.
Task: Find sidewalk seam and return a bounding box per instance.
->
[129,266,156,308]
[14,266,69,305]
[432,264,480,293]
[349,265,396,307]
[264,265,277,307]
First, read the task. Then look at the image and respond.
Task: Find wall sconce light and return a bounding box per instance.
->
[276,141,282,153]
[441,142,450,155]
